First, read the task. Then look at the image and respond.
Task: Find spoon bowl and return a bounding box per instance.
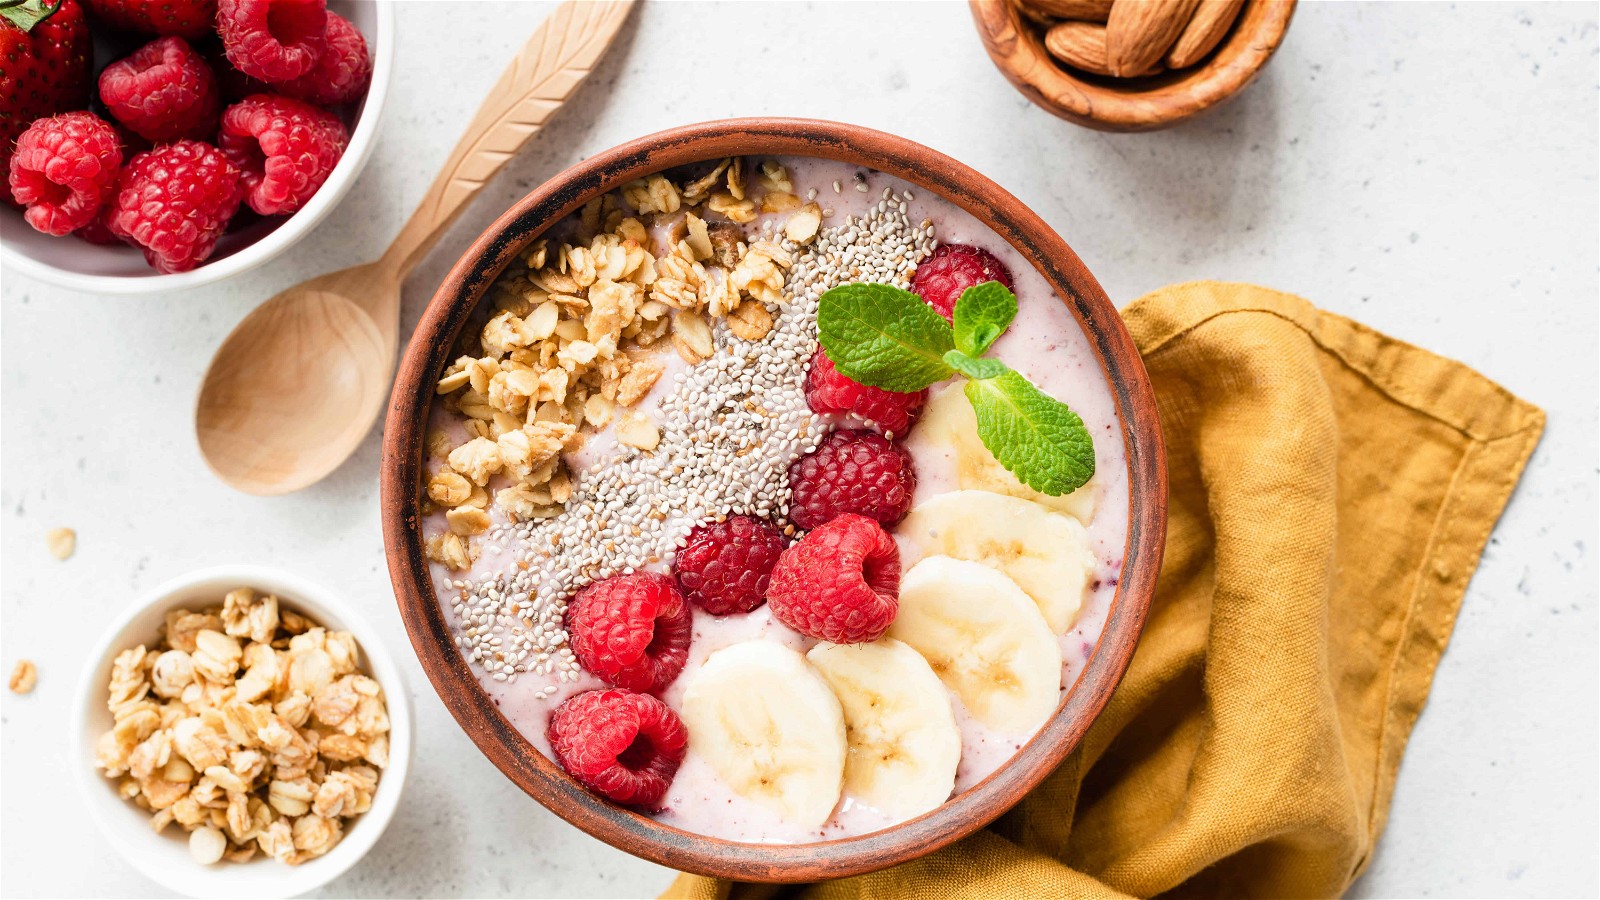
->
[197,265,396,495]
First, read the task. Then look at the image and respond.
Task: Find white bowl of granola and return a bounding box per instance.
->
[72,565,411,898]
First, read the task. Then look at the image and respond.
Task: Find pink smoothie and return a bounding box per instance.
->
[424,156,1130,844]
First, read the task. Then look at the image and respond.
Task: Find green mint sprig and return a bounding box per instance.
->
[816,281,1095,497]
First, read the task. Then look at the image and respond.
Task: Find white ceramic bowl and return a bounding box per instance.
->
[72,565,412,898]
[0,0,394,295]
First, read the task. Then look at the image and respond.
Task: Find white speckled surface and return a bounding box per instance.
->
[2,2,1595,897]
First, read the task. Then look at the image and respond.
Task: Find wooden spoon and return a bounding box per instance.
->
[196,0,636,495]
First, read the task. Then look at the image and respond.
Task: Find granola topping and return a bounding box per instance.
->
[423,159,832,576]
[423,160,938,697]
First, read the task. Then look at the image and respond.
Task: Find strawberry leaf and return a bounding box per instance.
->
[1,0,64,32]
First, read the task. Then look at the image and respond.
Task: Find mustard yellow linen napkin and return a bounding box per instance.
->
[664,281,1545,900]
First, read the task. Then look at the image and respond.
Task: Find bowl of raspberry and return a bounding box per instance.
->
[0,0,391,294]
[380,119,1167,881]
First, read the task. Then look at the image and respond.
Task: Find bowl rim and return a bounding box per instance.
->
[71,564,413,898]
[0,0,395,295]
[379,117,1167,882]
[968,0,1297,132]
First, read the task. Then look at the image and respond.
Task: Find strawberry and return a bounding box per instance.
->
[83,0,216,39]
[0,0,94,205]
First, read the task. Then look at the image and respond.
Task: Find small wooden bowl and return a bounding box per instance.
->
[970,0,1296,132]
[380,119,1167,882]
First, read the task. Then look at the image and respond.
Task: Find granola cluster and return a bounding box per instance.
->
[94,589,389,866]
[424,158,824,571]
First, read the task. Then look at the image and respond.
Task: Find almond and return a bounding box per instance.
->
[1044,22,1114,75]
[1164,0,1245,68]
[1045,21,1165,77]
[1012,0,1054,26]
[1024,0,1114,22]
[1105,0,1201,77]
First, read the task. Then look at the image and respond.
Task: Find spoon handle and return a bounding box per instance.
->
[379,0,636,279]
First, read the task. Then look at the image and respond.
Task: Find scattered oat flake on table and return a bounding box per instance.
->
[44,527,76,560]
[9,660,37,694]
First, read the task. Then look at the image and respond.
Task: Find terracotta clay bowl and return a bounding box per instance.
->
[970,0,1297,132]
[380,118,1167,882]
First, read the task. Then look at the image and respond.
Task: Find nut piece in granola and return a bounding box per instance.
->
[190,825,227,865]
[727,300,775,342]
[786,202,823,244]
[615,412,661,451]
[671,311,714,364]
[705,221,745,268]
[93,590,390,867]
[45,527,75,560]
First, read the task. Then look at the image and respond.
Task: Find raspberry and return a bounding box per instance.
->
[74,214,124,245]
[8,112,123,236]
[219,93,348,215]
[277,11,371,105]
[787,429,917,531]
[768,514,900,644]
[547,689,687,809]
[909,243,1016,320]
[108,121,152,157]
[201,43,272,101]
[567,572,692,694]
[107,140,243,273]
[804,349,927,438]
[673,515,787,617]
[84,0,217,39]
[98,36,220,143]
[217,0,327,84]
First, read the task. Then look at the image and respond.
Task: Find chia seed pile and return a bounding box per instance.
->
[442,186,938,699]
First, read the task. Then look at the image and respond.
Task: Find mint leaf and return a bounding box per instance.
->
[952,281,1017,357]
[818,283,955,392]
[965,369,1095,496]
[943,349,1006,381]
[818,279,1095,493]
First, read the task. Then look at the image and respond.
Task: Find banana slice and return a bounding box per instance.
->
[888,556,1062,734]
[918,383,1101,524]
[900,489,1095,633]
[679,641,846,829]
[806,639,961,820]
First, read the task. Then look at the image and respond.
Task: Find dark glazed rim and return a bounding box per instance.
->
[381,118,1168,882]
